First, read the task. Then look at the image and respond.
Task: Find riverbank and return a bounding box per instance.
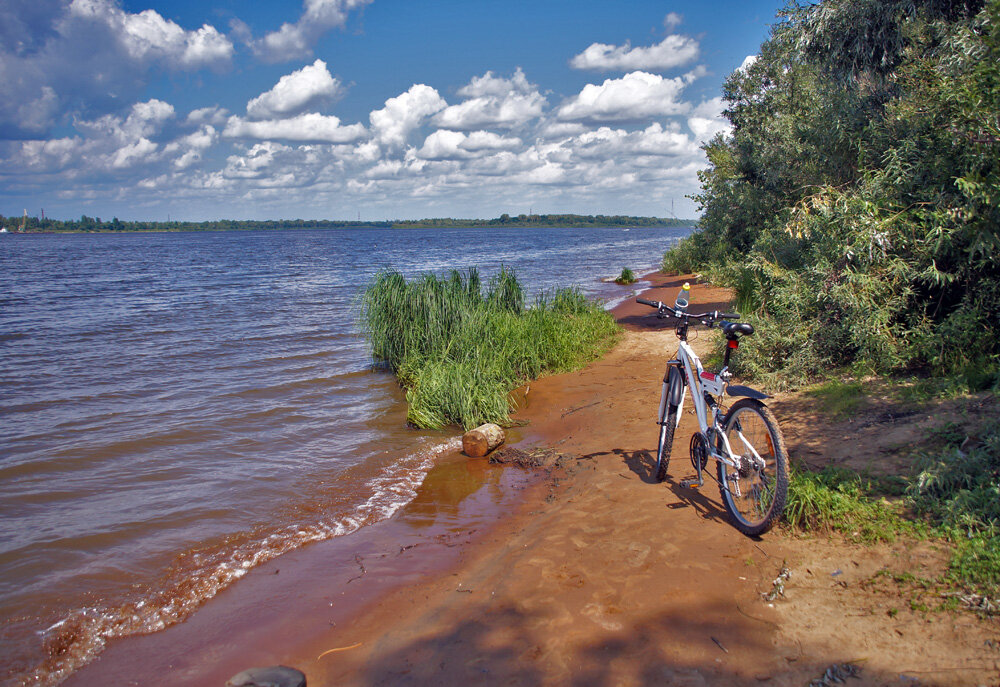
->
[63,273,999,686]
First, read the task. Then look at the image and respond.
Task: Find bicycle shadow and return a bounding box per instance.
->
[617,448,731,526]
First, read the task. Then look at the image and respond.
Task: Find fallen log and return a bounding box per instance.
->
[462,423,505,457]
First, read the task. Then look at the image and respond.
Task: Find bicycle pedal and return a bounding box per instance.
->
[680,477,704,489]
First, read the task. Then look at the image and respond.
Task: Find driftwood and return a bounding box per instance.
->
[462,423,505,457]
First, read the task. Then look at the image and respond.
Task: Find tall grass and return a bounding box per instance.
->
[360,268,620,430]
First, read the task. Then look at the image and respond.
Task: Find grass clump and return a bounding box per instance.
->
[360,267,620,430]
[784,465,907,543]
[804,379,867,419]
[614,268,636,285]
[907,418,1000,595]
[786,417,1000,598]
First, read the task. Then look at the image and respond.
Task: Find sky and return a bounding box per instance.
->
[0,0,782,221]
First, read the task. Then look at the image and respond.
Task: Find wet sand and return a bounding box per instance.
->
[63,274,999,687]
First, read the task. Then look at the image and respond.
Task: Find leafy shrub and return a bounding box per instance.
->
[666,0,1000,389]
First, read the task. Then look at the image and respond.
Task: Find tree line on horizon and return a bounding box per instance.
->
[0,213,696,233]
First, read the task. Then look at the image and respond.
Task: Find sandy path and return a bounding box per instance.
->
[303,275,998,687]
[63,275,999,687]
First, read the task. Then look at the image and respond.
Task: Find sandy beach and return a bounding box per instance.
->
[62,274,999,687]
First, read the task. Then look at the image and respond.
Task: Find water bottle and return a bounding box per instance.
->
[674,282,691,313]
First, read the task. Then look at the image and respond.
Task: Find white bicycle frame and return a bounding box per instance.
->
[658,339,763,490]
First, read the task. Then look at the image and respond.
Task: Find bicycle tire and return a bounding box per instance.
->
[654,400,678,482]
[716,398,788,536]
[653,365,683,482]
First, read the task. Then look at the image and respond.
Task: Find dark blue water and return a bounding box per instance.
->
[0,226,689,685]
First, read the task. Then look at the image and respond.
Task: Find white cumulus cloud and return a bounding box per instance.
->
[187,106,230,127]
[570,34,699,72]
[164,125,218,169]
[457,67,532,98]
[224,113,367,143]
[369,84,447,147]
[434,68,546,130]
[416,130,522,160]
[738,54,758,72]
[250,0,372,62]
[15,98,178,174]
[111,137,157,169]
[688,97,731,142]
[572,123,698,159]
[663,12,683,31]
[68,0,234,69]
[247,60,342,120]
[0,0,232,137]
[557,71,695,123]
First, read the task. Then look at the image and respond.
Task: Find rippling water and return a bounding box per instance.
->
[0,226,689,685]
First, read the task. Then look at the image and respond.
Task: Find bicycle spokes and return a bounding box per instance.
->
[717,400,788,536]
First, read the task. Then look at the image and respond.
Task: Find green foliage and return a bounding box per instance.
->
[614,268,636,285]
[951,528,1000,595]
[359,268,620,429]
[907,418,1000,529]
[783,465,907,542]
[787,419,1000,595]
[661,233,710,274]
[804,379,867,418]
[668,0,1000,389]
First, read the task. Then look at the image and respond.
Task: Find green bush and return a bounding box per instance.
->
[360,268,620,429]
[908,419,1000,529]
[667,0,1000,390]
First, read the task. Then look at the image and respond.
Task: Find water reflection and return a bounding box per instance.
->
[400,455,504,529]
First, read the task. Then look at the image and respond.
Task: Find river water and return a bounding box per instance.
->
[0,225,690,685]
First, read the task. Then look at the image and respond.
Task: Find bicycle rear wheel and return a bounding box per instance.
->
[716,399,788,536]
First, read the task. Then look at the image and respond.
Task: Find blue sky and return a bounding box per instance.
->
[0,0,781,221]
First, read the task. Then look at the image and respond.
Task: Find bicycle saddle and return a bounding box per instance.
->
[722,321,755,337]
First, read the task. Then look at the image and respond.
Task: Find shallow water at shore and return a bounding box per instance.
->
[0,225,689,685]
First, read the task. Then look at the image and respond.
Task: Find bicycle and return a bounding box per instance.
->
[637,289,788,536]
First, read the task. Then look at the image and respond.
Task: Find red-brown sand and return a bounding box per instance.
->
[64,274,999,687]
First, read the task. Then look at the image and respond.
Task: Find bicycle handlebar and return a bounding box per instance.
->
[635,297,739,323]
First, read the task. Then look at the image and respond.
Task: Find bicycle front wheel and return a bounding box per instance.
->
[653,365,683,482]
[654,399,678,482]
[716,399,788,536]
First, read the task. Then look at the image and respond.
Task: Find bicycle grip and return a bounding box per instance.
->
[721,312,740,319]
[637,297,660,308]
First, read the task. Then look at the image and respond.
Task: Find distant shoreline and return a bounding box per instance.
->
[2,214,697,234]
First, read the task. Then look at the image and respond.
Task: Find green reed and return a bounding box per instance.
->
[360,268,620,429]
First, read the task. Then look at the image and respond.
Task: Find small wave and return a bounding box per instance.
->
[22,437,462,687]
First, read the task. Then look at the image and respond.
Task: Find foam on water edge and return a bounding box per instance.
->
[26,437,462,687]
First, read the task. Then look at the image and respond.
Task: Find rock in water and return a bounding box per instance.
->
[226,665,306,687]
[462,423,505,457]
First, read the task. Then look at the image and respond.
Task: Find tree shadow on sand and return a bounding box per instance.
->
[355,592,881,687]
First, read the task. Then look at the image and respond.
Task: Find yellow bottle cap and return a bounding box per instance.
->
[682,282,690,291]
